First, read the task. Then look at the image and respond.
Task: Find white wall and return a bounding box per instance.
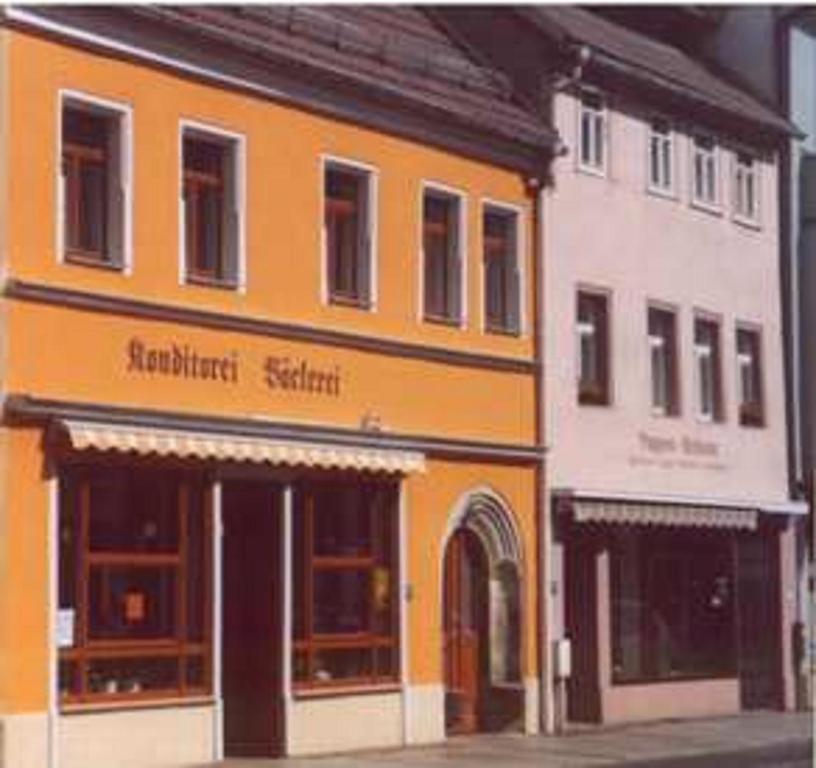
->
[545,90,789,506]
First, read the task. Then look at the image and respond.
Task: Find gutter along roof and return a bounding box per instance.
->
[518,6,797,140]
[11,5,556,173]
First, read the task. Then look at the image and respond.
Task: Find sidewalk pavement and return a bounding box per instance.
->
[209,711,813,767]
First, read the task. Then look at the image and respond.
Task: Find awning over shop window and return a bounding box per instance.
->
[572,498,758,531]
[59,419,426,474]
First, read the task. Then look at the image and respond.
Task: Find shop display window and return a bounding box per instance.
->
[58,465,211,704]
[293,478,399,689]
[610,527,736,684]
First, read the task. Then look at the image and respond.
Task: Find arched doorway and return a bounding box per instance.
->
[442,490,523,736]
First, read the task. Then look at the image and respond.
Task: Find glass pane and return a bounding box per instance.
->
[375,646,396,678]
[186,483,207,643]
[88,566,176,640]
[198,186,223,276]
[78,161,107,253]
[313,486,371,557]
[699,354,713,417]
[59,478,77,610]
[87,656,179,696]
[186,654,206,690]
[88,469,179,553]
[59,660,79,698]
[313,569,369,634]
[312,647,372,683]
[293,650,309,683]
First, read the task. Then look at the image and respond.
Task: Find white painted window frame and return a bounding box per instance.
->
[57,88,134,274]
[690,133,722,213]
[646,116,675,198]
[319,154,379,311]
[479,198,527,337]
[732,151,761,227]
[576,90,607,177]
[178,118,247,292]
[418,180,468,329]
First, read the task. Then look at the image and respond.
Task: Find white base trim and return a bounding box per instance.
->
[523,677,540,735]
[0,712,50,768]
[403,683,445,745]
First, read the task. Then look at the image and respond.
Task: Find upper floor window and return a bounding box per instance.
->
[324,161,374,308]
[648,306,679,416]
[734,152,759,222]
[692,135,718,207]
[60,95,130,269]
[736,327,764,427]
[648,118,673,193]
[483,205,521,335]
[579,91,605,173]
[423,187,464,325]
[694,317,723,422]
[577,291,610,405]
[181,125,243,288]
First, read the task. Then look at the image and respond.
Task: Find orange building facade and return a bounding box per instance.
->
[0,8,553,768]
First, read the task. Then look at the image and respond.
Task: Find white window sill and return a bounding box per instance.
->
[690,197,723,217]
[576,162,607,179]
[733,213,762,231]
[646,183,678,202]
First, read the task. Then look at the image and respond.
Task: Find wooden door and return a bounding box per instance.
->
[222,482,283,757]
[737,527,783,710]
[443,528,488,735]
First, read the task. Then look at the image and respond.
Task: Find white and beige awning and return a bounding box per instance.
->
[59,419,426,474]
[573,498,758,531]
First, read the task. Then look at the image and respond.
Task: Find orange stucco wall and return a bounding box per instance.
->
[6,30,534,360]
[406,460,538,685]
[0,427,50,713]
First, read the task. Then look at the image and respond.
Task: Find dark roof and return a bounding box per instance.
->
[520,6,795,137]
[127,5,555,154]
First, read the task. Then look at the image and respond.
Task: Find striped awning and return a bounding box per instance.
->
[59,419,426,474]
[573,499,758,531]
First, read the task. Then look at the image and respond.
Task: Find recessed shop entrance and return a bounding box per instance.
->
[222,481,283,757]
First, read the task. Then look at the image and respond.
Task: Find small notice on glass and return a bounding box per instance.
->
[57,608,75,649]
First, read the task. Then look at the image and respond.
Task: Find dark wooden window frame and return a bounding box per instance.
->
[648,305,681,416]
[423,188,463,326]
[483,205,521,335]
[62,103,118,267]
[182,130,240,289]
[293,478,399,691]
[577,291,610,406]
[58,464,212,707]
[737,326,765,427]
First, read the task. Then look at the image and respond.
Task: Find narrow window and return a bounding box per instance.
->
[483,206,520,334]
[694,317,723,422]
[692,135,718,206]
[324,163,372,306]
[648,307,679,415]
[58,466,211,703]
[734,152,759,221]
[649,119,673,192]
[61,98,128,267]
[579,92,605,171]
[182,128,241,287]
[423,189,463,324]
[577,291,610,405]
[737,327,764,426]
[293,479,399,689]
